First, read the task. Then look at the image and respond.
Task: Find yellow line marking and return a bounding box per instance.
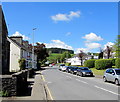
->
[41,75,54,100]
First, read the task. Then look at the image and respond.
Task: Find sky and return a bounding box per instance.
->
[2,2,118,53]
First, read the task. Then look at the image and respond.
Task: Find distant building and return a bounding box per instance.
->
[0,6,10,74]
[8,36,37,72]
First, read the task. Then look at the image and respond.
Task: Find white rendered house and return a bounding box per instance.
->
[8,36,37,72]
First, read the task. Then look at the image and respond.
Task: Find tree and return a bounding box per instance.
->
[98,48,103,59]
[61,51,71,63]
[114,35,120,58]
[18,58,26,70]
[34,43,49,69]
[77,50,87,66]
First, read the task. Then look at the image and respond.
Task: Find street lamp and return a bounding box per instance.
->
[32,28,37,69]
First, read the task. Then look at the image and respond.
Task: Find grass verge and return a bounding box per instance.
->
[90,68,106,76]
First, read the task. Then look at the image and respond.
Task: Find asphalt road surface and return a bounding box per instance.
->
[42,66,120,100]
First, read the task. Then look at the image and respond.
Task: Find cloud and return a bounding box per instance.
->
[11,31,30,40]
[75,48,88,54]
[103,42,114,49]
[66,32,72,36]
[82,32,103,42]
[45,40,73,50]
[51,11,80,22]
[85,43,101,49]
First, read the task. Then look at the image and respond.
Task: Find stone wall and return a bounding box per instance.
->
[0,70,30,96]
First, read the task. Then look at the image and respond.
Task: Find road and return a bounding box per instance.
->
[41,66,120,100]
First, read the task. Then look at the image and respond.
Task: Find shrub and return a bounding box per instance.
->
[95,59,112,70]
[115,58,120,68]
[109,58,116,66]
[84,59,96,68]
[65,63,71,66]
[18,58,26,70]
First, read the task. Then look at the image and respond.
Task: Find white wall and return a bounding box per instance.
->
[9,42,21,72]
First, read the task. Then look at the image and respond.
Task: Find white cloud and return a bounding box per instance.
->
[103,42,114,49]
[75,48,88,54]
[51,11,80,22]
[45,40,73,50]
[85,43,101,49]
[82,32,103,42]
[66,32,72,36]
[68,11,80,18]
[11,31,30,40]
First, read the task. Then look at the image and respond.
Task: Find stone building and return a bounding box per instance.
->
[0,6,10,74]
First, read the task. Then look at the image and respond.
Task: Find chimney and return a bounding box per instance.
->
[23,41,29,48]
[10,36,23,45]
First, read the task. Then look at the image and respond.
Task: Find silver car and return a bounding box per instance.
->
[103,68,120,85]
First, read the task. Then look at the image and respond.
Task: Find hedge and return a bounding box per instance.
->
[109,58,116,66]
[65,63,71,66]
[115,58,120,68]
[95,59,112,70]
[84,59,96,68]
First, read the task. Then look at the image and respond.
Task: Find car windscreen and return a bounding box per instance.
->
[80,67,89,70]
[115,70,120,75]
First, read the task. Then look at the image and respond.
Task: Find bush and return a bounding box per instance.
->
[115,58,120,68]
[18,58,26,70]
[65,63,71,66]
[95,59,112,70]
[84,59,96,68]
[109,58,116,66]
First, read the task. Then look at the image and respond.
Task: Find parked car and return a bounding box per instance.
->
[70,66,79,74]
[76,67,94,77]
[66,66,74,73]
[59,64,65,71]
[61,66,68,72]
[49,64,53,67]
[103,68,120,85]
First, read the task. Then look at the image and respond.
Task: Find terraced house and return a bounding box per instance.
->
[0,6,10,74]
[8,36,37,72]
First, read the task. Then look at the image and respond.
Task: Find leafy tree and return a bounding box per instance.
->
[98,48,103,59]
[61,51,71,63]
[77,50,87,66]
[34,43,49,69]
[18,58,26,70]
[114,35,120,58]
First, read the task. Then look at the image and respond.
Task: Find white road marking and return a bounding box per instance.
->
[66,76,72,79]
[76,79,88,84]
[94,85,119,96]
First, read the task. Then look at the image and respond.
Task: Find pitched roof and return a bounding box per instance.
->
[7,37,32,52]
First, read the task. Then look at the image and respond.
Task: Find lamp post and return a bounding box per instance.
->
[32,28,37,69]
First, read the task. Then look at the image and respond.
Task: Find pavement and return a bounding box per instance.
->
[42,66,120,100]
[1,70,51,101]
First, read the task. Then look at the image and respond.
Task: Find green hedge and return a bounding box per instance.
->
[115,58,120,68]
[65,63,71,66]
[84,59,96,68]
[95,59,112,70]
[109,58,116,66]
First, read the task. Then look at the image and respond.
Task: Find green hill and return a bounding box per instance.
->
[47,48,74,54]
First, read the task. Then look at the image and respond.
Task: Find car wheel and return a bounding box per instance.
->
[103,77,107,82]
[80,72,83,77]
[115,79,119,85]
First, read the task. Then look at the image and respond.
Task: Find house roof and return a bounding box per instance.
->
[7,37,32,52]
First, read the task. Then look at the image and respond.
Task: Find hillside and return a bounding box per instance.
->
[47,48,74,54]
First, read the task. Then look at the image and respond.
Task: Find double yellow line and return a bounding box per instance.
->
[41,74,54,100]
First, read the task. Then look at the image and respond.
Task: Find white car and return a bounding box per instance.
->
[61,66,67,72]
[59,64,65,71]
[103,68,120,85]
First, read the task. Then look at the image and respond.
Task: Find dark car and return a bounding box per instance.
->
[66,66,73,73]
[76,67,94,77]
[70,66,79,74]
